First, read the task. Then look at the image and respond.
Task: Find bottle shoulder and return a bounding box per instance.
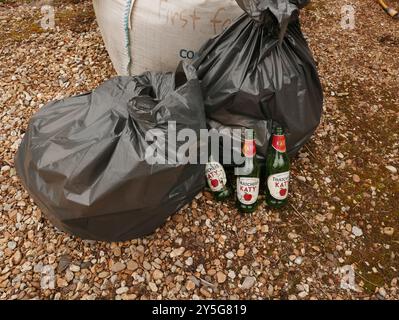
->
[265,152,290,171]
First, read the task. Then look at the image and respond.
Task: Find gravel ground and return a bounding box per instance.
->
[0,0,398,300]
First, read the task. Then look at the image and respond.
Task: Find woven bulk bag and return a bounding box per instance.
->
[93,0,243,75]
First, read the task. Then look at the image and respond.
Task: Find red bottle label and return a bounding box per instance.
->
[272,135,286,153]
[243,139,256,158]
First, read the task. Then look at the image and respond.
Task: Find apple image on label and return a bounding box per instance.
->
[280,189,287,197]
[211,179,219,188]
[244,194,252,202]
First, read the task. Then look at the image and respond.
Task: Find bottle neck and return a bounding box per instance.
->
[274,126,284,136]
[235,131,256,176]
[243,129,256,158]
[238,155,254,176]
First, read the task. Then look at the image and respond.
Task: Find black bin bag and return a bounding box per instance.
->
[15,64,206,242]
[193,0,323,161]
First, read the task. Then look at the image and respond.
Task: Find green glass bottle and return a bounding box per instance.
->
[205,155,231,201]
[265,126,291,208]
[235,129,260,213]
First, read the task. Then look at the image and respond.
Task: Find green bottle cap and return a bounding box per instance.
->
[274,126,284,135]
[244,128,255,140]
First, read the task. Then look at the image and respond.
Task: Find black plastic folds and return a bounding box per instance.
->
[193,0,323,160]
[15,64,206,242]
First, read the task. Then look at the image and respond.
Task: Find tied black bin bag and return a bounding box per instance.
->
[15,64,206,242]
[193,0,323,160]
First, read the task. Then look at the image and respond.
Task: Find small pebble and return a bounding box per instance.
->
[186,280,196,291]
[70,265,80,273]
[116,287,129,295]
[378,287,386,298]
[385,165,397,174]
[7,241,17,250]
[241,277,256,290]
[383,227,394,236]
[185,257,193,266]
[237,249,245,257]
[261,225,269,233]
[352,226,363,237]
[297,176,307,182]
[225,252,234,260]
[170,247,185,258]
[153,269,163,280]
[127,261,139,271]
[143,261,152,271]
[216,271,227,284]
[148,282,158,292]
[111,262,126,273]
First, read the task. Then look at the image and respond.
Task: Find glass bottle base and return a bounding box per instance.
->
[265,198,288,208]
[236,202,258,214]
[214,189,231,201]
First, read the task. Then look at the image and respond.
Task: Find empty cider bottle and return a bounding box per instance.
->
[205,155,231,201]
[235,129,260,213]
[265,126,291,208]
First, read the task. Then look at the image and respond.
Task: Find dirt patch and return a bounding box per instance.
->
[0,0,95,46]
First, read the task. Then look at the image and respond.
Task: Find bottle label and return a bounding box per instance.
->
[206,162,227,192]
[272,135,287,153]
[237,177,259,205]
[243,139,256,158]
[267,172,290,200]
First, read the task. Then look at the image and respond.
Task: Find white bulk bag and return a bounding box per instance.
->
[93,0,243,75]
